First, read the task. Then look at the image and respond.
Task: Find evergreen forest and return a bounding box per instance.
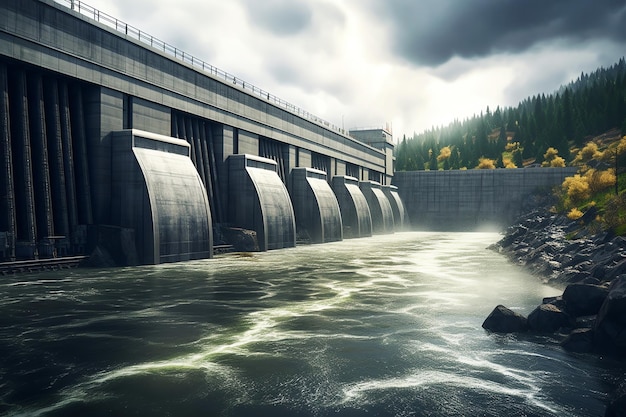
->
[395,58,626,171]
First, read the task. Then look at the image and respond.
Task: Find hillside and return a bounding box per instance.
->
[395,57,626,171]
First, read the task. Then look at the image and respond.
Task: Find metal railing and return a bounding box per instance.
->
[51,0,347,136]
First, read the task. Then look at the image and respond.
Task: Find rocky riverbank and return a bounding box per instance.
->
[484,204,626,415]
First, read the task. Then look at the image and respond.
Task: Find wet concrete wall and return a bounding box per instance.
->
[228,154,296,251]
[290,168,342,244]
[111,130,212,264]
[393,168,578,231]
[383,185,408,231]
[359,181,394,235]
[331,176,372,239]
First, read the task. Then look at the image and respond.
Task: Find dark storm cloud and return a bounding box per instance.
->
[242,0,313,36]
[375,0,626,66]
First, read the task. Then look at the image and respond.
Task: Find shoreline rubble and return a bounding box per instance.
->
[484,204,626,415]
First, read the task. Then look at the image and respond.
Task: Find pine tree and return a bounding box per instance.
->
[497,126,507,153]
[392,57,626,171]
[428,149,438,170]
[512,149,524,168]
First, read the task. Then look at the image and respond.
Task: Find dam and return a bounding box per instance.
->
[0,0,402,266]
[0,0,576,267]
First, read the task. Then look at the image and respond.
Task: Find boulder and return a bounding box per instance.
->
[594,276,626,356]
[498,225,527,248]
[221,227,259,252]
[574,315,597,329]
[482,305,528,333]
[606,259,626,282]
[542,295,567,310]
[562,283,609,317]
[559,270,589,283]
[560,328,594,353]
[580,205,598,224]
[527,303,570,333]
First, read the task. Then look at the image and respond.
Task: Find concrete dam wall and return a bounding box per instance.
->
[393,168,578,231]
[0,0,405,266]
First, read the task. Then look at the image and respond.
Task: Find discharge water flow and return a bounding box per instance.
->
[1,232,623,416]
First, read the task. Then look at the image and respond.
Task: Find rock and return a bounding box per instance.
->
[482,305,528,333]
[542,295,561,304]
[527,303,570,333]
[561,270,591,283]
[561,328,594,353]
[591,264,608,280]
[594,276,626,356]
[221,227,259,252]
[606,259,626,282]
[542,295,567,310]
[605,381,626,417]
[581,276,602,285]
[580,205,598,224]
[574,315,597,329]
[562,283,609,317]
[498,225,527,248]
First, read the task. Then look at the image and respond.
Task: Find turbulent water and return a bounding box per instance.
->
[1,232,624,417]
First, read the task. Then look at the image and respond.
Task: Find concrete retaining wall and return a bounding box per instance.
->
[392,168,578,231]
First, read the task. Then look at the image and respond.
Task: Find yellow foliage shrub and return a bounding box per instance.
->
[562,174,591,203]
[505,142,520,152]
[574,142,602,165]
[437,146,451,162]
[544,147,559,160]
[542,147,567,167]
[503,158,517,168]
[585,168,616,193]
[567,208,584,220]
[549,156,566,167]
[476,158,496,169]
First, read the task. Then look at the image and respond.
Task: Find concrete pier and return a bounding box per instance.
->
[359,181,395,235]
[290,168,342,244]
[111,129,213,264]
[331,176,372,239]
[383,185,408,231]
[228,154,296,251]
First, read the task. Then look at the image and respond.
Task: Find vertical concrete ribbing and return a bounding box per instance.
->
[27,73,55,241]
[175,113,185,139]
[185,117,195,166]
[69,83,93,225]
[191,118,206,185]
[10,72,38,256]
[206,125,223,224]
[0,63,16,260]
[59,81,78,233]
[44,77,70,237]
[171,112,179,138]
[198,122,214,216]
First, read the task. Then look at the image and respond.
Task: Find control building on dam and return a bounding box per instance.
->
[0,0,408,266]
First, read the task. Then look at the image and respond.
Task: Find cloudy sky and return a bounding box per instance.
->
[82,0,626,141]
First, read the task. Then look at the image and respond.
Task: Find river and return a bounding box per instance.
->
[1,232,624,416]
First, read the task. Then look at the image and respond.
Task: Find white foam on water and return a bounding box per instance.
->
[340,369,563,415]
